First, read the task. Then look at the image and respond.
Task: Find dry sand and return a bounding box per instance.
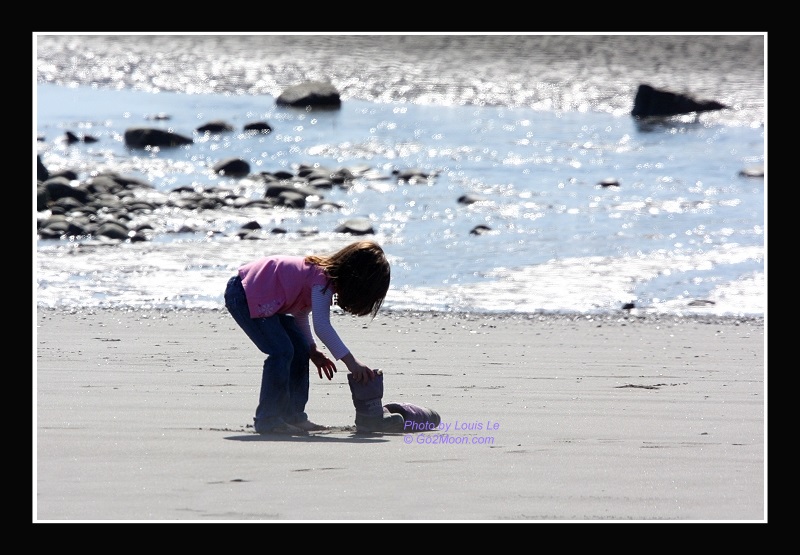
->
[34,308,766,522]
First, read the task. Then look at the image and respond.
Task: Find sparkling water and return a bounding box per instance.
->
[35,34,766,317]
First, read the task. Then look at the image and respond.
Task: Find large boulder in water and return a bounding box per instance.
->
[631,83,727,118]
[276,81,342,109]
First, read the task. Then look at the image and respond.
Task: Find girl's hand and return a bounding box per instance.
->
[310,349,337,380]
[340,353,376,384]
[349,365,376,385]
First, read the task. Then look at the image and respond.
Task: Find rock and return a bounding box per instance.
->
[95,221,131,240]
[276,81,342,109]
[43,177,90,204]
[197,120,235,133]
[37,155,49,182]
[212,157,251,177]
[739,165,764,178]
[631,83,727,118]
[687,299,716,307]
[265,183,321,200]
[124,127,193,148]
[458,194,486,205]
[334,217,374,235]
[37,185,49,211]
[243,121,273,133]
[276,190,306,209]
[64,131,81,145]
[393,168,435,182]
[599,178,620,188]
[469,225,492,235]
[239,221,262,231]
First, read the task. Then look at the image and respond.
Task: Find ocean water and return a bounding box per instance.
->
[34,34,766,317]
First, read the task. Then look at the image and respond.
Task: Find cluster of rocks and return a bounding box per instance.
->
[37,80,447,243]
[37,80,758,244]
[36,151,448,242]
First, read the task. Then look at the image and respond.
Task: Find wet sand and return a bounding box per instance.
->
[34,308,765,521]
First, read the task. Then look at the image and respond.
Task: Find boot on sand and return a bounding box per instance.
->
[383,402,441,432]
[348,370,405,433]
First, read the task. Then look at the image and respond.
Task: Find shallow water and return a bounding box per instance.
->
[35,34,766,317]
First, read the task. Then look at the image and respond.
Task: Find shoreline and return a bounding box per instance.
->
[35,306,766,521]
[35,305,765,325]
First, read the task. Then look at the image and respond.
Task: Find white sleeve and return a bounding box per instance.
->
[310,284,350,360]
[294,308,314,347]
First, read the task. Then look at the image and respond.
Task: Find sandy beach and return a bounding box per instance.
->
[34,308,765,522]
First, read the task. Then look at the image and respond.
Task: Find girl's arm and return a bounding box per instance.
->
[310,285,348,359]
[310,285,376,384]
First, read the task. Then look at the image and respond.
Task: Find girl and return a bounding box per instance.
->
[224,240,391,434]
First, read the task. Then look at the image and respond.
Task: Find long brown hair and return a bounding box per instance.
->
[306,240,390,317]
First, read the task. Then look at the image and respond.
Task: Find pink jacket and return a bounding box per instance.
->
[237,255,350,359]
[238,255,329,318]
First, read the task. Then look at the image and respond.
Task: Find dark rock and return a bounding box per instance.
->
[243,121,273,133]
[37,185,49,211]
[265,183,321,200]
[308,200,343,211]
[631,83,727,118]
[196,197,224,210]
[52,197,85,212]
[458,194,486,205]
[334,217,374,235]
[277,191,307,209]
[238,228,286,240]
[95,221,131,240]
[43,177,90,204]
[37,155,49,182]
[393,168,434,182]
[469,225,492,235]
[268,170,295,180]
[330,168,355,184]
[212,158,250,177]
[687,299,716,307]
[93,172,154,190]
[239,221,262,231]
[197,120,235,133]
[87,194,123,212]
[38,216,89,239]
[123,200,158,213]
[85,175,124,195]
[739,165,764,178]
[308,177,334,190]
[276,81,342,109]
[241,199,277,209]
[49,169,80,181]
[124,127,193,148]
[297,166,334,179]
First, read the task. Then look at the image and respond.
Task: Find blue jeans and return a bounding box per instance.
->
[224,275,310,431]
